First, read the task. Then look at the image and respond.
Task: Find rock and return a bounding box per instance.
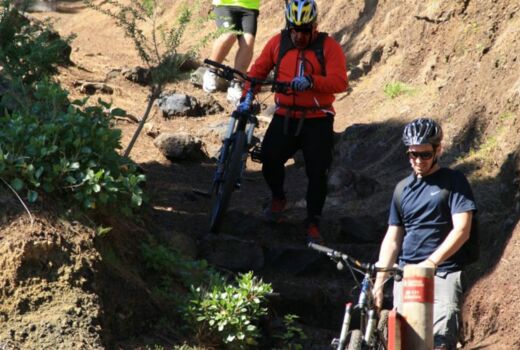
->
[144,122,160,138]
[338,216,386,243]
[122,67,151,86]
[190,66,228,92]
[348,66,364,81]
[414,1,460,23]
[328,165,379,198]
[156,93,201,117]
[178,54,200,72]
[263,245,324,275]
[153,132,207,161]
[105,69,121,80]
[334,123,405,172]
[198,234,264,271]
[196,94,225,115]
[73,81,114,95]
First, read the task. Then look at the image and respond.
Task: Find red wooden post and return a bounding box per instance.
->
[388,309,403,350]
[402,265,434,350]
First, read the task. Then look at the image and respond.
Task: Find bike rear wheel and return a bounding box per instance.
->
[209,130,247,233]
[347,329,363,350]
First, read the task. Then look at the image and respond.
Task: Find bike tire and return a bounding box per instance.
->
[209,130,247,233]
[375,309,389,350]
[347,329,363,350]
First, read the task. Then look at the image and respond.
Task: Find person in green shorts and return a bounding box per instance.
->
[203,0,261,106]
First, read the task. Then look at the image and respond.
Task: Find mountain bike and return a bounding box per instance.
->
[308,242,403,350]
[204,59,290,234]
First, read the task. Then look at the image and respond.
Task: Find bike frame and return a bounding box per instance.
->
[204,59,290,233]
[308,243,402,350]
[212,84,259,192]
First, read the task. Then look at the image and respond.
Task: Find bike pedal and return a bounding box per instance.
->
[250,144,263,163]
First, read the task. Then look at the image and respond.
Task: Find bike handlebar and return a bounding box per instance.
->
[204,58,291,94]
[308,242,403,278]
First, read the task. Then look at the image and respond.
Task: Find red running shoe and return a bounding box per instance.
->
[263,198,287,223]
[306,223,324,244]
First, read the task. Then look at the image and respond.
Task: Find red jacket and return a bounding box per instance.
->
[247,32,348,118]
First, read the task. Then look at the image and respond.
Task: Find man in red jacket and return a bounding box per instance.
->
[244,0,348,242]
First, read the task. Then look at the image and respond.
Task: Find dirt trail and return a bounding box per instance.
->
[5,0,520,348]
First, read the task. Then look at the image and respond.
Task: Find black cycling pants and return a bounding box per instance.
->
[261,114,334,221]
[214,5,260,36]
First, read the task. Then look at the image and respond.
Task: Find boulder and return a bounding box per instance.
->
[190,66,228,92]
[156,93,202,117]
[156,92,223,118]
[198,234,264,271]
[153,132,207,161]
[122,67,151,86]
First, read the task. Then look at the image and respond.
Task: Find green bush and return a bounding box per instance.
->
[0,1,73,83]
[185,272,273,349]
[0,80,145,213]
[273,314,307,350]
[0,3,145,214]
[141,243,212,290]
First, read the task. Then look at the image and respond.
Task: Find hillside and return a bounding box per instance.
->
[2,0,520,348]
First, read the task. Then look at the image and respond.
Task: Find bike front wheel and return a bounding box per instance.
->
[209,130,247,233]
[347,329,363,350]
[374,309,389,350]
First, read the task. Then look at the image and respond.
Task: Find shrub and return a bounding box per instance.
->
[185,272,273,349]
[383,81,415,99]
[0,0,73,83]
[273,314,307,350]
[0,80,145,213]
[0,3,145,215]
[141,243,212,290]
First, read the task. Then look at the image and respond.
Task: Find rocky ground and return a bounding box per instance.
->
[1,0,520,348]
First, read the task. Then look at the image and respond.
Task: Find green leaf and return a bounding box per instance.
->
[96,226,112,236]
[42,182,54,193]
[34,166,44,179]
[27,190,38,203]
[10,178,24,191]
[131,193,142,207]
[110,108,127,117]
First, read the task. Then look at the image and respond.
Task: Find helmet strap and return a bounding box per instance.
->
[430,146,440,170]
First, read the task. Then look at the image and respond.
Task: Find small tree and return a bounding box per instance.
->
[84,0,217,157]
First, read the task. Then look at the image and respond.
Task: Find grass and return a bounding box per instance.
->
[455,111,517,168]
[383,81,416,99]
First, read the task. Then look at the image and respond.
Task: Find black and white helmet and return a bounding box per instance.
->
[402,118,443,147]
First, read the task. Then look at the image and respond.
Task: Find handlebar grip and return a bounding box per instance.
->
[272,81,291,94]
[204,58,228,71]
[308,242,335,254]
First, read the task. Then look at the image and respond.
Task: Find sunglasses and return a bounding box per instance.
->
[289,26,313,33]
[407,151,434,160]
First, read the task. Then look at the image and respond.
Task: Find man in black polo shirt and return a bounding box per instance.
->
[373,118,477,350]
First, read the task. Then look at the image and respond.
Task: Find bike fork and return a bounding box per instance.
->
[364,309,377,346]
[337,303,353,350]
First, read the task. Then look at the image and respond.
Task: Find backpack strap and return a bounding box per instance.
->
[273,30,294,82]
[273,30,328,81]
[307,32,328,76]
